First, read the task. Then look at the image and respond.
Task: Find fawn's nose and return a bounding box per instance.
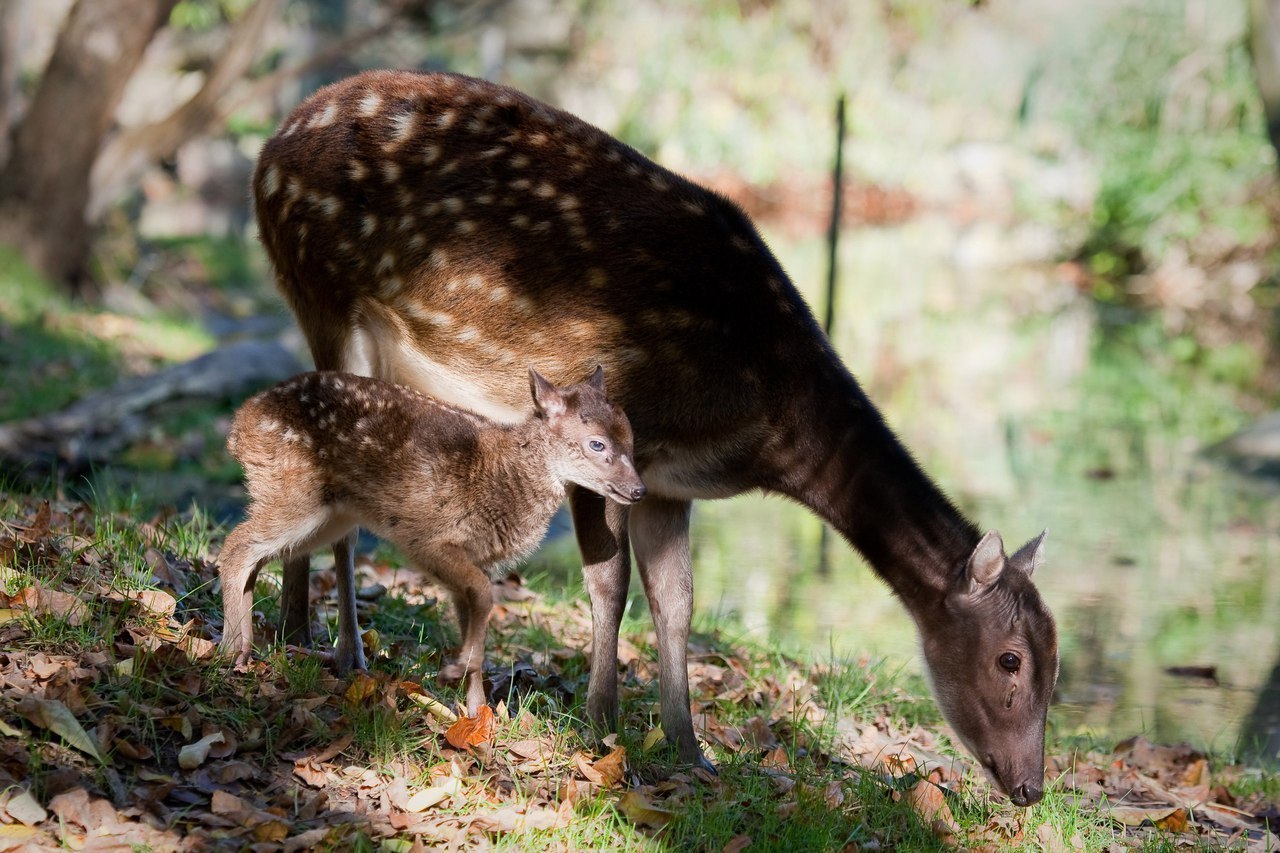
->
[630,484,647,501]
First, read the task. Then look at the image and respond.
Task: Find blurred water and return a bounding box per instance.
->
[679,218,1280,761]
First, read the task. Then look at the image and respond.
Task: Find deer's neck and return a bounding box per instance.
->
[772,365,980,616]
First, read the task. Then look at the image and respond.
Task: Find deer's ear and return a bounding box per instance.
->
[587,364,606,393]
[1009,529,1047,577]
[529,368,566,418]
[961,530,1006,594]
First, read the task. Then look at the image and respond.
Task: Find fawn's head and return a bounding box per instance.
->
[530,366,646,505]
[919,530,1057,807]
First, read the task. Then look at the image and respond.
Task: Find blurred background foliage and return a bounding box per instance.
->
[3,0,1280,759]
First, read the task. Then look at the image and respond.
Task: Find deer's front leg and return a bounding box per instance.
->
[569,486,632,732]
[432,547,493,716]
[629,496,711,771]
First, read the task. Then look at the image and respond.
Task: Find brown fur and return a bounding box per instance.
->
[219,367,643,715]
[253,69,1057,803]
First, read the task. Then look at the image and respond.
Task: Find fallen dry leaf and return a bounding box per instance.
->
[470,803,567,833]
[2,789,46,826]
[592,745,628,787]
[177,731,225,770]
[1107,804,1180,827]
[344,671,379,704]
[15,696,101,761]
[618,789,677,829]
[404,778,461,813]
[905,779,959,840]
[445,704,496,750]
[723,834,752,852]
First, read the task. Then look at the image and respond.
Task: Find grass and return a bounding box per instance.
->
[1,480,1278,848]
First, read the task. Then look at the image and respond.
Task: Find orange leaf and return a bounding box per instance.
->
[445,704,496,750]
[592,746,628,788]
[906,780,959,840]
[344,672,378,704]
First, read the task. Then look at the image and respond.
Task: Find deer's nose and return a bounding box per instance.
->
[1009,783,1042,807]
[630,484,647,501]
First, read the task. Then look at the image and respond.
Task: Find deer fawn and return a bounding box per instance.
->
[219,366,645,715]
[253,69,1058,805]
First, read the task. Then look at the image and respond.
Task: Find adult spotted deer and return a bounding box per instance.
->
[254,70,1058,806]
[220,366,645,715]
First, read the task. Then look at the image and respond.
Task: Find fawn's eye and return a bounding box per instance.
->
[998,652,1021,673]
[588,440,606,452]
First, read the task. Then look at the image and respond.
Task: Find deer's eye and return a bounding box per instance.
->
[998,652,1021,673]
[588,440,606,452]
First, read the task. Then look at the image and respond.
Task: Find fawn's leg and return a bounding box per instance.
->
[432,547,493,716]
[630,496,710,770]
[218,525,266,666]
[332,530,367,674]
[569,486,632,732]
[279,555,312,646]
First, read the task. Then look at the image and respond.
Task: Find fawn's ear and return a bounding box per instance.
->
[586,364,606,394]
[529,368,567,418]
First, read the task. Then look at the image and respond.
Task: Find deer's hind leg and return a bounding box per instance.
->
[332,530,367,674]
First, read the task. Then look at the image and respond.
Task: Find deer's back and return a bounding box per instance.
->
[256,71,841,492]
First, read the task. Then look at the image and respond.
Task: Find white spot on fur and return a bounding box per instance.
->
[534,182,557,199]
[510,178,531,191]
[488,286,507,303]
[509,154,530,169]
[260,165,281,198]
[382,162,402,183]
[443,197,463,214]
[348,160,368,181]
[456,327,479,343]
[587,268,608,288]
[681,199,706,216]
[388,111,416,143]
[429,248,449,269]
[423,144,441,165]
[456,220,476,235]
[309,101,338,128]
[358,93,382,117]
[361,214,378,237]
[377,253,396,276]
[436,110,456,129]
[510,214,530,229]
[649,174,670,191]
[319,195,341,218]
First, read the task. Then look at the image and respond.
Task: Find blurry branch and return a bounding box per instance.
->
[0,1,21,167]
[89,0,286,219]
[232,1,410,118]
[89,0,427,220]
[0,339,302,486]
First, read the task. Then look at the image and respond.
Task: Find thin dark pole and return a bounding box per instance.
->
[823,94,846,336]
[817,94,846,579]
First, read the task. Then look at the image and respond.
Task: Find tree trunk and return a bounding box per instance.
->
[1249,0,1280,170]
[0,0,176,296]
